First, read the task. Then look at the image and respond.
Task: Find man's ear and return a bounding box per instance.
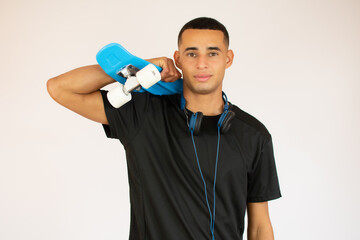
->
[225,49,234,69]
[173,51,182,69]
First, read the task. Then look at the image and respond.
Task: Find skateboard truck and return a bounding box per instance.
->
[107,64,161,108]
[117,64,142,92]
[117,64,140,78]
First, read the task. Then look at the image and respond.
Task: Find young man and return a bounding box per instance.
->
[47,17,281,240]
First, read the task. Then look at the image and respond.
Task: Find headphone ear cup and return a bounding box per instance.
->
[193,112,203,135]
[220,110,235,133]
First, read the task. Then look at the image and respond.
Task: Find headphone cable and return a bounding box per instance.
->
[190,126,221,240]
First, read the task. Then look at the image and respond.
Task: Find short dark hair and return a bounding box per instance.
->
[178,17,229,47]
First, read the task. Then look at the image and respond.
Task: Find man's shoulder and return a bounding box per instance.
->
[230,102,271,139]
[146,93,181,107]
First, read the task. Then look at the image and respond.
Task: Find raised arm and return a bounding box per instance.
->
[47,57,181,124]
[47,64,114,124]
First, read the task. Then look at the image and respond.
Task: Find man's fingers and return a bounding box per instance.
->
[146,57,182,82]
[160,58,178,82]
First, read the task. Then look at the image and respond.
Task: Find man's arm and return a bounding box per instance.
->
[247,202,275,240]
[47,58,181,124]
[47,64,114,124]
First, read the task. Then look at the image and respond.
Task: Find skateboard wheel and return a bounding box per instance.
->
[136,64,161,89]
[107,84,132,108]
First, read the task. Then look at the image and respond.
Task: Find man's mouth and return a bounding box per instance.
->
[194,74,212,82]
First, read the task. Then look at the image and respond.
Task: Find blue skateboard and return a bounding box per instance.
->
[96,43,183,108]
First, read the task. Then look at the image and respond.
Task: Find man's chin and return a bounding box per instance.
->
[194,89,215,95]
[185,85,221,95]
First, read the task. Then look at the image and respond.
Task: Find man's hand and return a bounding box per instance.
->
[146,57,182,82]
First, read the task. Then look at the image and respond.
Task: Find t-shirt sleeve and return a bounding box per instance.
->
[247,136,282,202]
[100,89,149,145]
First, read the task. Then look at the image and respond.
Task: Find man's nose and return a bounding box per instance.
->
[196,55,208,69]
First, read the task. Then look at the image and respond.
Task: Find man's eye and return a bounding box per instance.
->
[209,52,218,57]
[187,53,196,57]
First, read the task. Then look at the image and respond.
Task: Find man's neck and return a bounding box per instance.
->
[183,90,224,116]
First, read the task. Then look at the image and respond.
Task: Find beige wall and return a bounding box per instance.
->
[1,0,359,239]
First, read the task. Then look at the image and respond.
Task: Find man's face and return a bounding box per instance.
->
[174,29,234,95]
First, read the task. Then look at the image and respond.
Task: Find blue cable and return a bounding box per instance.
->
[190,126,221,240]
[212,126,221,239]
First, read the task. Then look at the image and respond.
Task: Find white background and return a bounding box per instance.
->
[1,0,359,239]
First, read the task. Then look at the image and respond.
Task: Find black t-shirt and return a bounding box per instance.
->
[101,90,281,240]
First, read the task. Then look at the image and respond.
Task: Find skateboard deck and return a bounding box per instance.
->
[96,43,183,95]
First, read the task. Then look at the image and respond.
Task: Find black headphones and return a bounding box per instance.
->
[180,91,235,240]
[180,92,235,135]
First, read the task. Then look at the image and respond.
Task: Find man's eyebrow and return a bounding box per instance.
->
[184,47,198,52]
[208,47,221,51]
